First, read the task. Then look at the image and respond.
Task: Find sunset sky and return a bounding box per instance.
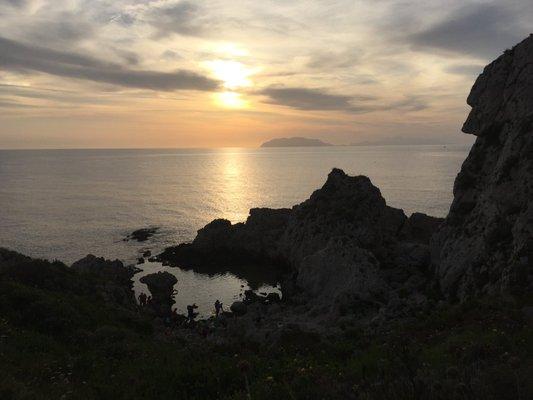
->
[0,0,531,149]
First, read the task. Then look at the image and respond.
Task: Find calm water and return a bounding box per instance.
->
[0,145,468,316]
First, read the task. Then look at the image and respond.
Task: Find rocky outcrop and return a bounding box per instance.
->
[160,169,442,322]
[158,208,290,270]
[71,254,137,306]
[432,35,533,300]
[140,271,177,315]
[124,227,159,242]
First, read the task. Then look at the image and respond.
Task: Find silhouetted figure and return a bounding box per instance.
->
[187,303,198,323]
[138,292,147,307]
[214,300,223,317]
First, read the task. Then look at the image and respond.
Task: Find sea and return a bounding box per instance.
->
[0,145,469,316]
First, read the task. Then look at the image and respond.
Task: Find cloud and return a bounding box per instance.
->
[0,99,36,108]
[126,0,212,38]
[408,3,529,59]
[306,50,361,70]
[152,1,203,35]
[0,36,219,91]
[21,15,95,45]
[260,86,429,114]
[260,87,373,112]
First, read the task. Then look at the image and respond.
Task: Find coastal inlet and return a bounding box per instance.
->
[132,259,281,318]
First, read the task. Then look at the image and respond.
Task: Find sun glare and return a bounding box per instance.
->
[207,60,252,89]
[214,91,248,109]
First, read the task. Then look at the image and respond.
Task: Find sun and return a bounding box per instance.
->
[214,91,248,109]
[205,59,254,109]
[206,60,252,90]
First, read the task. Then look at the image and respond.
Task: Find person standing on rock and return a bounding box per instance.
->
[214,300,223,317]
[138,292,147,307]
[187,304,198,324]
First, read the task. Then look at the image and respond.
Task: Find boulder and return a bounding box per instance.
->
[140,271,177,311]
[432,35,533,300]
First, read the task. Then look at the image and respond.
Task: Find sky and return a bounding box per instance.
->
[0,0,531,149]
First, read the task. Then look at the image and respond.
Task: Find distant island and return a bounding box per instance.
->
[260,136,332,147]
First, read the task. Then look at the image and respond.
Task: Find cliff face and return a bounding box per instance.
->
[432,35,533,300]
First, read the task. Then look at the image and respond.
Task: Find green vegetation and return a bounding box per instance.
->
[1,253,532,399]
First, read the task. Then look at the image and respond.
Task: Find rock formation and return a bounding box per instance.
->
[159,208,291,267]
[71,254,137,306]
[432,35,533,301]
[160,168,443,322]
[140,271,177,315]
[124,227,159,242]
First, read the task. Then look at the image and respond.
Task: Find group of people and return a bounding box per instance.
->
[138,291,225,327]
[137,292,152,307]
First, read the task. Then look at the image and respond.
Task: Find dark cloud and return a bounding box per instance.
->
[260,87,428,114]
[0,36,219,91]
[261,87,372,112]
[408,3,529,59]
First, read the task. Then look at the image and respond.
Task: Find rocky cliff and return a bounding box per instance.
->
[432,35,533,301]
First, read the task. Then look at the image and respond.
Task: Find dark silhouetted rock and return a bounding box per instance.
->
[125,228,158,242]
[432,35,533,300]
[140,271,177,312]
[70,254,137,306]
[158,208,291,275]
[400,213,444,245]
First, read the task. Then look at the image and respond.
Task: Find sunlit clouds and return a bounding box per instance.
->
[0,0,531,148]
